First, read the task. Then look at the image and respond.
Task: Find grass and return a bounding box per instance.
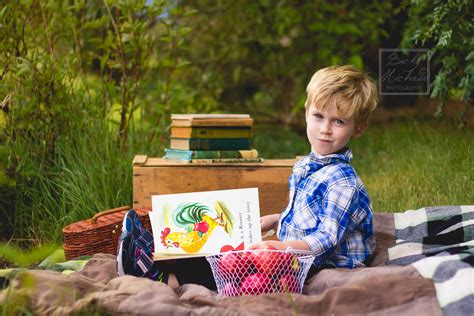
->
[352,119,474,212]
[2,117,473,247]
[3,120,137,245]
[253,125,310,159]
[254,118,474,213]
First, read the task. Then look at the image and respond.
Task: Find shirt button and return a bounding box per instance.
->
[305,165,310,171]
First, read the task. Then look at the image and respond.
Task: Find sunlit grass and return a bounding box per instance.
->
[254,119,474,213]
[352,119,473,212]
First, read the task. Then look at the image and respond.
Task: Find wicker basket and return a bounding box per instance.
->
[62,206,152,260]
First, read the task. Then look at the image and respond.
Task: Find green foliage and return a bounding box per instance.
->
[1,272,36,315]
[401,0,474,126]
[0,242,61,267]
[0,1,193,242]
[178,1,393,124]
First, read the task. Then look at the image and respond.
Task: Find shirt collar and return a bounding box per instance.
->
[293,148,353,177]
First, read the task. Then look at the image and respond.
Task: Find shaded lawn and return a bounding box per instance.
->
[254,119,474,213]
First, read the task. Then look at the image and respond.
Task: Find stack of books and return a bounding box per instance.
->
[164,114,262,163]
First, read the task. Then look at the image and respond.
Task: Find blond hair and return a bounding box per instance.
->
[305,65,378,125]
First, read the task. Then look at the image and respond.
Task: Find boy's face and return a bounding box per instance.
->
[305,105,366,156]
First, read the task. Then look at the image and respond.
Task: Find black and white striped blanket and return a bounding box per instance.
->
[388,205,474,315]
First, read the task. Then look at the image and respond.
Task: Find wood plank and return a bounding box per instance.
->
[133,161,295,217]
[132,155,148,166]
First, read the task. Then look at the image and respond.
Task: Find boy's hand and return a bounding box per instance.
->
[260,214,280,232]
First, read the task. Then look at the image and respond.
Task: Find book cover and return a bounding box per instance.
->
[172,118,254,127]
[149,188,262,259]
[190,158,264,163]
[163,148,258,161]
[171,126,252,139]
[170,138,252,150]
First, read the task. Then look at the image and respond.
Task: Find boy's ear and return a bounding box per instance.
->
[353,122,368,138]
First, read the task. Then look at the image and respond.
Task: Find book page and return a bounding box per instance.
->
[171,114,250,120]
[149,188,262,259]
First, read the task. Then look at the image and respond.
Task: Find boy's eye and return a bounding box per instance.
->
[335,119,345,125]
[314,113,323,119]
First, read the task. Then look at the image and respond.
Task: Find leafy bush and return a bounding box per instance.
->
[0,1,193,242]
[178,1,394,125]
[401,0,473,125]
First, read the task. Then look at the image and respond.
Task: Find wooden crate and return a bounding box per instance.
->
[132,155,296,217]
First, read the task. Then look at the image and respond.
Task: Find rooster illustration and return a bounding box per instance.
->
[160,201,234,253]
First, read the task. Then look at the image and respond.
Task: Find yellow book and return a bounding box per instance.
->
[171,126,252,139]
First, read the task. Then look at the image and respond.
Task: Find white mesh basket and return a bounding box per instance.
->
[206,249,315,296]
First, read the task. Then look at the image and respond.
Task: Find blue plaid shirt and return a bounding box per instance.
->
[277,149,375,268]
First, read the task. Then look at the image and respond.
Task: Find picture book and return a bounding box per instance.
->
[170,126,252,139]
[163,148,258,161]
[149,188,262,260]
[170,138,251,150]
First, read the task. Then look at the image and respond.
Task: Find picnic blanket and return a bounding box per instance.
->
[388,205,474,315]
[0,206,472,315]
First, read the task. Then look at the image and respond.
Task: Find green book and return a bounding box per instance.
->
[190,158,264,163]
[164,148,258,161]
[171,126,252,139]
[169,138,252,151]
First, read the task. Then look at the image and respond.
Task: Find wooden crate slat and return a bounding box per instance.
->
[133,158,295,217]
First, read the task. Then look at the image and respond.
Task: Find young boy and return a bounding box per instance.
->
[117,65,378,287]
[248,65,378,271]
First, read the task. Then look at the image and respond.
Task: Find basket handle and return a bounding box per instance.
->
[91,205,131,224]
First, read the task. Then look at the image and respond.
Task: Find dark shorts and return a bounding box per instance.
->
[157,257,217,290]
[305,263,334,280]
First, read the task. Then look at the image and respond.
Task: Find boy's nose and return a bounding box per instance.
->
[320,121,331,134]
